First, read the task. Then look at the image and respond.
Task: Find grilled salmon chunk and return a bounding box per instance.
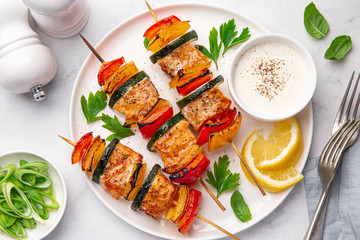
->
[158,43,210,79]
[181,87,231,131]
[139,172,178,220]
[153,120,203,173]
[100,143,143,200]
[113,78,159,125]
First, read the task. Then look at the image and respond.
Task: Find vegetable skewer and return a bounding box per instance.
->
[144,2,266,196]
[59,134,241,240]
[78,34,227,210]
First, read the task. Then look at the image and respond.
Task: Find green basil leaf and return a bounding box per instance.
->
[230,190,251,222]
[324,35,352,60]
[304,2,329,39]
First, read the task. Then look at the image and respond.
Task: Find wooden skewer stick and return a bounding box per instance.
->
[231,142,266,196]
[59,134,238,239]
[198,178,225,211]
[145,1,158,22]
[79,34,105,64]
[196,215,241,240]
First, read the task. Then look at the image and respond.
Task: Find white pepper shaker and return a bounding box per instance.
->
[0,0,57,101]
[22,0,90,38]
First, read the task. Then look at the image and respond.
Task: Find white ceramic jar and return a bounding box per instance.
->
[0,0,57,101]
[22,0,90,38]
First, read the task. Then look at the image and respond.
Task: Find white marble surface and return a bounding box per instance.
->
[0,0,359,239]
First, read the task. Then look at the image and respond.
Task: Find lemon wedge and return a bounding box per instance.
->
[241,117,304,192]
[247,117,303,170]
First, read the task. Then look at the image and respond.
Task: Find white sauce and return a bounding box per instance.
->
[234,42,307,117]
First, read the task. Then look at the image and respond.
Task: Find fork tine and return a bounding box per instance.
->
[346,72,360,119]
[326,120,359,165]
[352,73,360,119]
[320,120,351,164]
[338,71,355,122]
[331,121,360,167]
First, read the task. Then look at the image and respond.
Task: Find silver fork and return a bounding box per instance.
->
[304,72,360,240]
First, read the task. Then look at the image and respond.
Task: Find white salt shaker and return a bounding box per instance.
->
[22,0,90,38]
[0,0,57,101]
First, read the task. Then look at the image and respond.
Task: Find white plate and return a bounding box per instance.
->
[69,2,313,240]
[0,151,67,240]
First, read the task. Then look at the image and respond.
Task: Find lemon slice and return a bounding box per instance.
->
[241,118,304,192]
[240,160,304,192]
[247,117,303,170]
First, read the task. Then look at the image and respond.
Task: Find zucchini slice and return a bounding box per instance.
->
[92,138,119,184]
[109,71,149,109]
[131,164,161,212]
[146,112,184,151]
[176,75,224,109]
[150,30,198,63]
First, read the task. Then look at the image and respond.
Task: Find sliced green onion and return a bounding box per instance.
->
[0,199,19,218]
[0,221,27,239]
[19,218,36,229]
[3,182,32,219]
[0,212,17,228]
[0,164,16,185]
[13,169,52,189]
[17,162,49,173]
[19,160,28,167]
[0,160,59,238]
[3,182,45,224]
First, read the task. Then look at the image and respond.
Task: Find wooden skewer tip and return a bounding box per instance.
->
[78,34,105,64]
[197,214,241,240]
[145,1,159,22]
[58,135,75,146]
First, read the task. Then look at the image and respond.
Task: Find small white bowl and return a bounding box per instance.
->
[0,151,67,240]
[228,33,317,121]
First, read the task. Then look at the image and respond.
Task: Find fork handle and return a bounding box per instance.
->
[304,183,331,240]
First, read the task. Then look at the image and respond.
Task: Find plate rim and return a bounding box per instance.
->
[0,150,68,240]
[69,2,314,239]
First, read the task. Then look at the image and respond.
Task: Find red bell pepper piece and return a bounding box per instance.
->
[176,69,213,96]
[143,15,181,39]
[138,106,173,139]
[71,132,93,164]
[197,108,237,145]
[177,189,202,234]
[169,154,210,184]
[97,57,125,86]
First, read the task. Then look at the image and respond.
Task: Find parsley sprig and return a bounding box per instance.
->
[81,90,107,124]
[206,155,240,198]
[196,19,251,69]
[80,91,134,141]
[101,114,134,141]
